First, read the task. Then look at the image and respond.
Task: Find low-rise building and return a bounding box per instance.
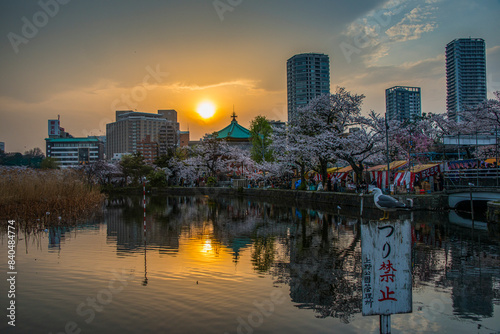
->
[45,137,104,168]
[179,131,190,147]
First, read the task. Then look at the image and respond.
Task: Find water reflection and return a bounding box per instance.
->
[3,195,499,333]
[103,195,500,324]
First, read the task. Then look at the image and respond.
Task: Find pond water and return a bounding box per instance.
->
[1,195,499,334]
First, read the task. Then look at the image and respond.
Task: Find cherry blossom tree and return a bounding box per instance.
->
[271,88,385,185]
[225,146,255,178]
[387,115,435,164]
[333,110,386,182]
[190,132,231,178]
[271,120,315,187]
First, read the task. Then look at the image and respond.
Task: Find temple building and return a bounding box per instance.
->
[216,112,252,150]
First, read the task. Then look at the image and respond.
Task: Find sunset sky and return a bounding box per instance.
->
[1,0,499,153]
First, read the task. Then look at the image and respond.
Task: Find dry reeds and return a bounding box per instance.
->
[0,168,105,227]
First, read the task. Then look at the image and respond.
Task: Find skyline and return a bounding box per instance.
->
[1,0,500,153]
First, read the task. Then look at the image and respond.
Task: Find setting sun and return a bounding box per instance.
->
[196,101,216,119]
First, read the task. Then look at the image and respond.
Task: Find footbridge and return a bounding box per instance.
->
[447,188,500,209]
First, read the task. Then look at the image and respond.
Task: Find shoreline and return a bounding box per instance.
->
[107,186,449,211]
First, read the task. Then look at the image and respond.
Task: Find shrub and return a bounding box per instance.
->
[0,168,104,225]
[207,176,217,187]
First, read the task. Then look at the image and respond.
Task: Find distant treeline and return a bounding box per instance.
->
[0,148,45,168]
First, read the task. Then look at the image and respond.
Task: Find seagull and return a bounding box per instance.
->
[370,187,407,220]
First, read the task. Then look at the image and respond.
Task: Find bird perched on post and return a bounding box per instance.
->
[369,187,407,220]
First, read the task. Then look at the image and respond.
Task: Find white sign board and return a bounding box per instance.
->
[361,220,412,316]
[48,120,60,136]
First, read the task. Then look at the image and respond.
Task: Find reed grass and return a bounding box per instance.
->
[0,168,105,227]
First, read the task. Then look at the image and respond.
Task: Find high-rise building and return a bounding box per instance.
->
[287,53,330,120]
[106,110,179,160]
[446,38,487,121]
[385,86,422,122]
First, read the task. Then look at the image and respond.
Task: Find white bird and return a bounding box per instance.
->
[369,187,407,220]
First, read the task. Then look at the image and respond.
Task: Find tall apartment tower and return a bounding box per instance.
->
[106,110,179,160]
[446,38,487,121]
[385,86,422,122]
[287,53,330,120]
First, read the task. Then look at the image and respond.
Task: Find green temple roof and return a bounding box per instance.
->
[216,113,251,140]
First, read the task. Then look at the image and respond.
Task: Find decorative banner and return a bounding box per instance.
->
[361,220,412,316]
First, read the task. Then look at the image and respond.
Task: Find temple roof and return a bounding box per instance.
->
[216,112,251,140]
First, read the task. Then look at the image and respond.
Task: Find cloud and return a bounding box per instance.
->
[385,5,438,42]
[336,53,447,115]
[487,45,500,55]
[341,0,440,66]
[160,80,282,97]
[385,22,437,42]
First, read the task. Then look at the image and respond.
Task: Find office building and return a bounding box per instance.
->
[446,38,487,121]
[137,135,159,164]
[45,116,104,167]
[45,137,104,168]
[106,110,179,160]
[287,53,330,120]
[385,86,422,122]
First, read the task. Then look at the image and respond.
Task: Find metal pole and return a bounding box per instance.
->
[385,114,391,193]
[143,179,146,234]
[262,133,265,162]
[469,183,475,230]
[496,125,499,187]
[476,130,479,187]
[380,315,391,334]
[143,178,148,286]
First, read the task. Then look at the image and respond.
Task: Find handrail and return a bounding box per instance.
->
[443,168,500,189]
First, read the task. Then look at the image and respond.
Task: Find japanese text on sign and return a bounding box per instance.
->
[361,220,412,316]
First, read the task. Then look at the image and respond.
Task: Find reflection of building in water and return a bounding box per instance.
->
[448,242,497,319]
[48,223,100,251]
[105,205,180,254]
[225,237,252,263]
[451,274,493,319]
[412,222,500,319]
[100,194,500,324]
[48,227,63,250]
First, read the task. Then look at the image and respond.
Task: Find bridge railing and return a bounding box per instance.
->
[443,168,500,190]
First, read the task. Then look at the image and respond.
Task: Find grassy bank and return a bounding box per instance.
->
[0,168,105,226]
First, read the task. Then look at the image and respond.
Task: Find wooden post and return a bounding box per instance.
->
[380,315,391,334]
